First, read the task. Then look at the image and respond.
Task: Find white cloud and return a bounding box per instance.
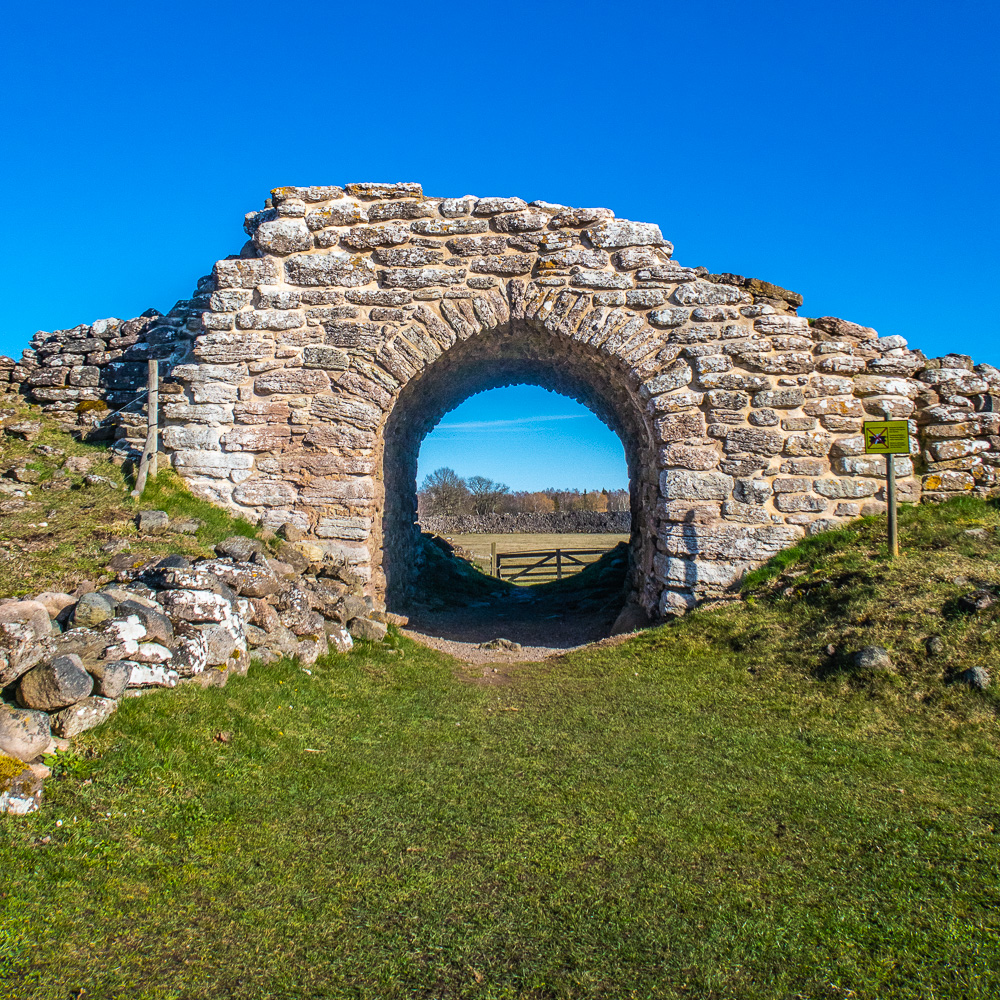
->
[435,414,586,432]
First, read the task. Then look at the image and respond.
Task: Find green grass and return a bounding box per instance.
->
[3,502,1000,997]
[0,398,264,595]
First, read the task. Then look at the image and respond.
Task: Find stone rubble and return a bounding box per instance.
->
[0,527,390,814]
[2,181,999,621]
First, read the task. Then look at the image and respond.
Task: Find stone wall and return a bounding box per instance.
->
[6,182,999,618]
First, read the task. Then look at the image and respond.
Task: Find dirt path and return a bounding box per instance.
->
[400,587,624,666]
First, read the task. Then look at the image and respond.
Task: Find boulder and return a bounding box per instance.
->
[0,600,52,641]
[50,696,118,737]
[296,634,328,666]
[117,600,174,642]
[16,654,94,710]
[0,619,47,686]
[215,536,268,562]
[32,592,77,619]
[247,598,281,632]
[0,704,51,762]
[197,559,281,598]
[51,627,117,666]
[159,589,232,623]
[167,630,209,677]
[348,617,388,642]
[71,592,115,628]
[88,659,132,698]
[136,510,169,533]
[853,646,892,671]
[199,624,243,666]
[477,637,521,651]
[326,624,354,654]
[956,665,990,691]
[127,664,179,688]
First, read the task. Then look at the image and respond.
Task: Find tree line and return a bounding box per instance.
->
[418,467,629,517]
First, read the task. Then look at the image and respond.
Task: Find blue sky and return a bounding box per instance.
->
[3,0,997,491]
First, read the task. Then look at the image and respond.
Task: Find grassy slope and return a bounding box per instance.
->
[0,397,263,595]
[0,496,998,997]
[1,399,999,999]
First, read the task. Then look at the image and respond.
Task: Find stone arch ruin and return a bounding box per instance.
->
[6,181,999,620]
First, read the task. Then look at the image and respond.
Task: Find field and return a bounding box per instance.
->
[445,533,629,580]
[3,495,1000,997]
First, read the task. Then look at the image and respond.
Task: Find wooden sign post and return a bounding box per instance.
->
[862,419,911,558]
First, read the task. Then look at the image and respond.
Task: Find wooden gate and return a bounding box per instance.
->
[493,547,608,582]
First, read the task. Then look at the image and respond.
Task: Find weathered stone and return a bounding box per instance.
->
[853,646,892,671]
[660,470,733,501]
[447,236,508,257]
[254,369,330,395]
[50,696,118,738]
[648,307,688,328]
[473,197,526,215]
[159,590,232,624]
[673,282,749,306]
[0,601,52,642]
[348,617,388,641]
[470,256,533,276]
[411,218,488,235]
[381,267,468,287]
[127,663,179,688]
[71,592,115,628]
[32,592,76,619]
[585,220,664,248]
[253,218,312,255]
[345,182,422,200]
[492,211,548,233]
[571,270,632,289]
[284,250,377,287]
[0,704,51,762]
[87,659,132,698]
[17,654,93,711]
[372,246,442,267]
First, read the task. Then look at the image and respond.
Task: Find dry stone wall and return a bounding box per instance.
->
[6,182,999,619]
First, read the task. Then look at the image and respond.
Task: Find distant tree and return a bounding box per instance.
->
[466,475,510,515]
[606,489,629,512]
[419,467,470,516]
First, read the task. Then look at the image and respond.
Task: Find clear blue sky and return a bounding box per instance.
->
[3,0,997,491]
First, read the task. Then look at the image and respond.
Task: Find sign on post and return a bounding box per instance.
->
[862,419,911,557]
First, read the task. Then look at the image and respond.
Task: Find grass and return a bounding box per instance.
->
[0,397,264,595]
[444,533,629,584]
[1,497,999,997]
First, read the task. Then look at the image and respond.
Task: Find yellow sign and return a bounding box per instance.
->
[863,419,910,455]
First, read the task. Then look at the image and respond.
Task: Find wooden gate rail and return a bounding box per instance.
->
[493,548,609,582]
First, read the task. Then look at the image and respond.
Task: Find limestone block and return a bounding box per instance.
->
[284,249,377,287]
[648,307,689,328]
[345,182,422,200]
[163,402,233,424]
[658,523,802,561]
[613,246,660,270]
[301,345,349,370]
[782,417,817,431]
[411,218,488,235]
[316,516,372,540]
[733,478,772,504]
[653,555,748,590]
[783,431,832,457]
[273,185,344,203]
[172,451,255,479]
[470,256,534,276]
[748,409,779,427]
[194,332,269,364]
[172,364,248,385]
[811,375,854,396]
[299,477,376,505]
[585,220,664,248]
[813,478,879,499]
[254,369,330,395]
[447,235,508,256]
[213,258,279,289]
[724,428,783,456]
[930,439,991,462]
[492,211,547,232]
[626,290,668,307]
[368,200,434,221]
[852,376,921,398]
[222,426,292,452]
[837,456,913,476]
[922,469,975,491]
[253,218,312,256]
[235,310,304,331]
[817,355,867,374]
[654,412,705,442]
[210,289,253,312]
[920,369,989,395]
[673,282,749,306]
[774,493,828,513]
[473,196,527,215]
[707,389,749,409]
[772,477,810,493]
[231,479,298,507]
[571,271,631,289]
[342,223,410,249]
[866,357,924,376]
[372,247,443,267]
[310,394,382,430]
[381,267,468,287]
[659,443,719,470]
[191,382,240,405]
[162,425,221,451]
[660,470,733,501]
[305,199,369,229]
[803,397,862,417]
[749,352,814,375]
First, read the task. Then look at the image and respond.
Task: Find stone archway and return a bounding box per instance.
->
[137,181,999,621]
[380,318,657,607]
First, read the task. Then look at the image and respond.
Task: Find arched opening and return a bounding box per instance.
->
[380,318,659,639]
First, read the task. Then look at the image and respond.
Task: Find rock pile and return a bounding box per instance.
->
[0,523,389,814]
